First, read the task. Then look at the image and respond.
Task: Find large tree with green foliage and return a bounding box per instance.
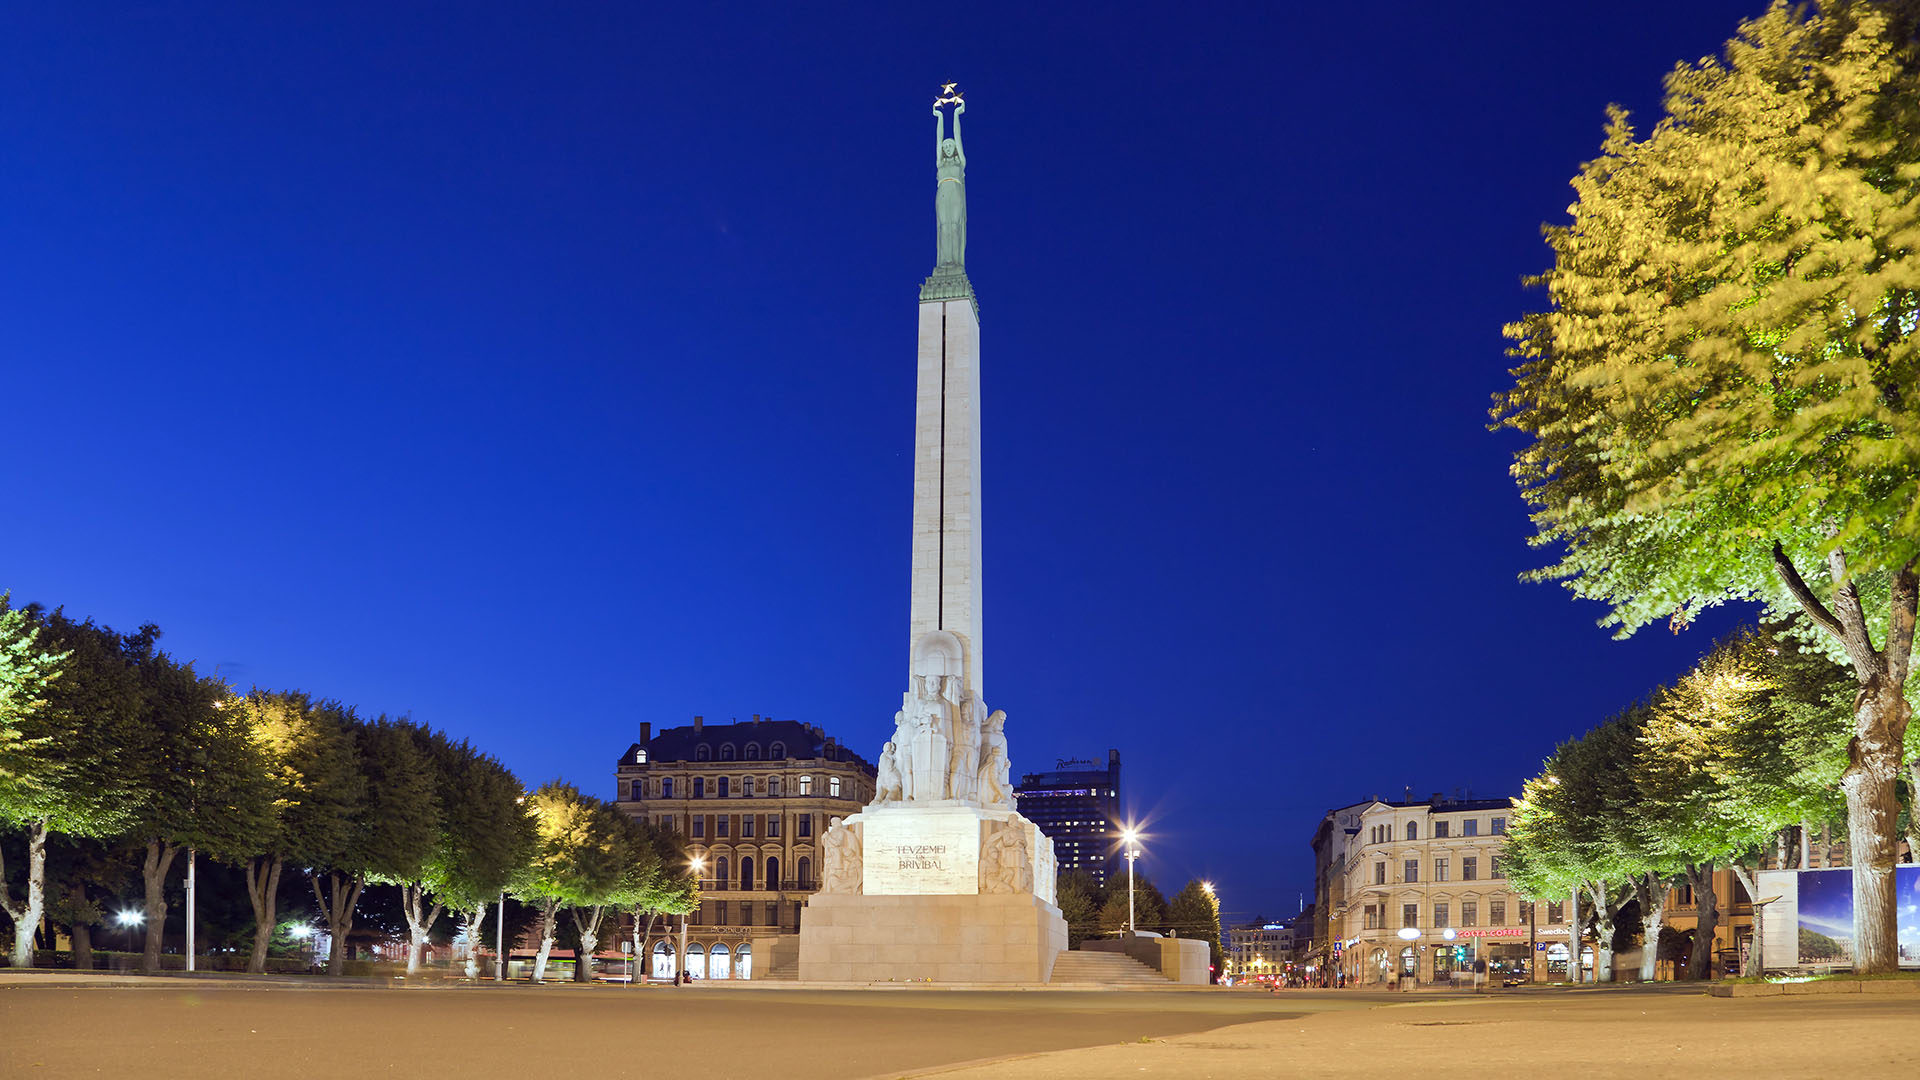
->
[0,611,149,968]
[1166,879,1223,980]
[0,597,71,967]
[1495,0,1920,971]
[411,730,534,978]
[1055,870,1104,949]
[313,716,436,975]
[512,781,627,981]
[123,655,274,974]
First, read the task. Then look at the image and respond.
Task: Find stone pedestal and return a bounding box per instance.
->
[800,890,1066,984]
[798,803,1066,983]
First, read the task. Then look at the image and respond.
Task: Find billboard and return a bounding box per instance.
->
[1754,866,1920,970]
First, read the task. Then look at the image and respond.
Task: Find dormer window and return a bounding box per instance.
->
[745,743,761,761]
[635,748,648,764]
[720,743,736,761]
[695,744,711,761]
[769,742,786,759]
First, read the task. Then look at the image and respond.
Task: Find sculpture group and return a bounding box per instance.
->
[874,632,1011,808]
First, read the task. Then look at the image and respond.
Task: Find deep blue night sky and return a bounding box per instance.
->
[5,1,1771,924]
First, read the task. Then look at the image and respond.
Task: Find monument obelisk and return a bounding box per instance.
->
[798,87,1067,984]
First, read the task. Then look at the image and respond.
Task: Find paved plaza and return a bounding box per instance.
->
[3,977,1918,1079]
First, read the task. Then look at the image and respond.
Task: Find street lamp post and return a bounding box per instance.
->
[1120,827,1141,934]
[683,855,705,984]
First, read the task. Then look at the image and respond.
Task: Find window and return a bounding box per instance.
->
[693,777,706,799]
[718,815,731,837]
[692,816,705,838]
[658,815,672,831]
[765,903,777,928]
[743,815,755,838]
[1434,903,1449,928]
[1374,862,1386,885]
[695,744,710,761]
[770,742,786,759]
[1462,901,1477,927]
[1435,821,1450,839]
[1463,857,1478,881]
[800,775,813,796]
[796,857,812,889]
[662,777,674,799]
[1436,859,1450,882]
[1363,905,1378,930]
[720,743,736,761]
[1404,859,1419,883]
[768,777,781,797]
[1490,900,1506,926]
[1491,817,1506,835]
[717,776,730,798]
[829,776,842,798]
[741,857,755,890]
[797,814,811,838]
[1491,856,1504,879]
[739,776,753,797]
[629,780,644,801]
[745,743,761,761]
[766,856,779,888]
[1547,901,1564,924]
[715,857,729,889]
[767,816,781,838]
[1463,819,1478,837]
[1405,821,1419,841]
[635,748,647,764]
[740,901,754,925]
[1402,903,1419,929]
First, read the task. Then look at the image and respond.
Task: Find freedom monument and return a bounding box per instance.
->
[798,87,1068,983]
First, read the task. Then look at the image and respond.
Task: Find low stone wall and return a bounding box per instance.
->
[1083,934,1209,984]
[798,891,1067,983]
[1709,979,1920,997]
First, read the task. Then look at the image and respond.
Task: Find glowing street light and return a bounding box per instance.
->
[115,909,145,927]
[1119,826,1142,934]
[679,855,707,984]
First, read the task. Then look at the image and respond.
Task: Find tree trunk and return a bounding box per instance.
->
[1635,872,1666,983]
[531,898,558,982]
[1800,820,1812,869]
[572,905,606,983]
[244,856,282,974]
[1567,887,1582,983]
[139,840,179,975]
[69,888,94,972]
[1686,863,1717,980]
[1731,863,1764,976]
[1,822,51,968]
[462,903,486,979]
[636,912,657,982]
[1585,880,1615,983]
[310,870,365,976]
[400,883,444,977]
[1772,547,1915,975]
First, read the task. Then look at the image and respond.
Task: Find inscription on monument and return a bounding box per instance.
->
[863,809,980,895]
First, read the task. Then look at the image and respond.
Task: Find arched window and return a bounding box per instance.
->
[735,943,752,980]
[709,942,730,980]
[634,748,647,764]
[715,857,730,889]
[719,743,736,761]
[766,856,780,889]
[695,744,711,761]
[686,943,705,980]
[796,857,812,890]
[1405,821,1419,841]
[829,776,842,798]
[652,940,675,980]
[769,742,786,759]
[799,775,813,796]
[744,743,761,761]
[1399,947,1417,976]
[740,857,755,891]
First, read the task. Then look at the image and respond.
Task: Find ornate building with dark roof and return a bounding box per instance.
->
[613,714,876,980]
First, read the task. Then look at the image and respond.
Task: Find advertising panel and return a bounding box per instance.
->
[1753,866,1920,969]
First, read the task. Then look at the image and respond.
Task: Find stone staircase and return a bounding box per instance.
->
[1048,949,1170,987]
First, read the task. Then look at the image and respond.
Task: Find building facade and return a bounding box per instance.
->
[1328,795,1529,988]
[1013,750,1123,886]
[1227,922,1294,983]
[613,714,876,980]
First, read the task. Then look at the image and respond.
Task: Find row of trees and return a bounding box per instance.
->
[1494,0,1920,971]
[0,598,694,977]
[1055,870,1222,975]
[1503,621,1875,980]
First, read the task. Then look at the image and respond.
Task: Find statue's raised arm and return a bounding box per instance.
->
[952,99,965,169]
[932,87,968,272]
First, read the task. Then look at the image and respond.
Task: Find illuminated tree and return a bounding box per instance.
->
[412,730,534,979]
[1166,879,1223,979]
[0,597,71,968]
[1495,1,1920,971]
[511,782,626,981]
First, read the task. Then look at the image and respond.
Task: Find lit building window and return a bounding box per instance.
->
[829,777,842,798]
[800,775,813,796]
[635,748,647,764]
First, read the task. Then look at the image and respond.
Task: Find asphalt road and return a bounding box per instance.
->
[0,979,1321,1080]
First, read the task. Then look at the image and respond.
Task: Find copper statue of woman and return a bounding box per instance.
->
[933,95,967,269]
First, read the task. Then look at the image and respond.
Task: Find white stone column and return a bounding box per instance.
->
[909,297,985,698]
